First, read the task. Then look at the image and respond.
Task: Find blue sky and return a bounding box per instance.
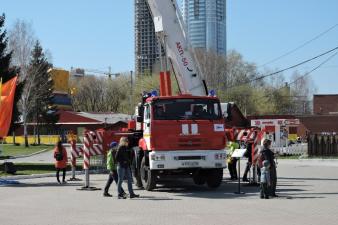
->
[2,0,338,94]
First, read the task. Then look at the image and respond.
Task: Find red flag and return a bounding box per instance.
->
[0,76,18,138]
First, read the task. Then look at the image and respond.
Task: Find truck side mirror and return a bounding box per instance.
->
[136,116,143,123]
[138,105,144,118]
[224,104,232,121]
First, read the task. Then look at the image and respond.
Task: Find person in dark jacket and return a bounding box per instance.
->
[259,139,277,197]
[242,142,252,182]
[115,137,139,199]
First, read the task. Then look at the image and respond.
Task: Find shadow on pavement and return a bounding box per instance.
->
[152,178,261,199]
[279,177,338,181]
[129,195,181,201]
[4,182,83,188]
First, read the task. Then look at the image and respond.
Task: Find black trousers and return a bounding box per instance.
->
[104,170,124,194]
[260,183,269,198]
[242,162,251,180]
[270,166,277,196]
[228,158,238,179]
[56,168,66,183]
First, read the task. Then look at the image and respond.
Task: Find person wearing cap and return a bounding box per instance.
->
[259,139,278,197]
[103,141,125,197]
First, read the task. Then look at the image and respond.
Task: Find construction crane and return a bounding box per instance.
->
[70,66,120,78]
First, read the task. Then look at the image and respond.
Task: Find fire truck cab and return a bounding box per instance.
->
[131,93,227,190]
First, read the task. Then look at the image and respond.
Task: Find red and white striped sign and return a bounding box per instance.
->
[87,131,104,156]
[234,128,256,141]
[83,132,91,169]
[70,141,83,158]
[252,128,266,164]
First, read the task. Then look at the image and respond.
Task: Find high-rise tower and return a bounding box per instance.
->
[182,0,227,55]
[134,0,160,75]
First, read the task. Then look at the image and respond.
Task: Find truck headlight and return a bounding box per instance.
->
[151,154,166,161]
[214,153,227,160]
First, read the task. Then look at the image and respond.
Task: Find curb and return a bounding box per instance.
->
[9,148,52,159]
[4,171,85,180]
[3,170,107,181]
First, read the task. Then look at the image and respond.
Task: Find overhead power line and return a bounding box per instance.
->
[288,51,338,86]
[260,50,338,103]
[259,23,338,67]
[227,46,338,89]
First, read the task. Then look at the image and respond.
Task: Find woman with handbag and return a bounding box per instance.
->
[53,141,68,184]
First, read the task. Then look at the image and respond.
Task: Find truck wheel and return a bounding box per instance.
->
[193,170,206,185]
[132,157,143,188]
[206,169,223,188]
[140,157,156,191]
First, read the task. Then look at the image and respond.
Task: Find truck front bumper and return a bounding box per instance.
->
[149,150,227,170]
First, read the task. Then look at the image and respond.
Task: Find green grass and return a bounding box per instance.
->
[0,144,53,158]
[0,163,82,177]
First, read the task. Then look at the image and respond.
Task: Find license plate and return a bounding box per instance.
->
[181,161,199,167]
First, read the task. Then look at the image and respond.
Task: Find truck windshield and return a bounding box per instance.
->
[153,99,222,120]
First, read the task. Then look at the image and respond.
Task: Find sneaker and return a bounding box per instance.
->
[103,193,113,197]
[242,178,249,182]
[62,181,67,184]
[265,196,269,199]
[118,194,127,199]
[130,194,140,199]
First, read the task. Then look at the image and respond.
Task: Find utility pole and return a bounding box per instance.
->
[108,66,112,79]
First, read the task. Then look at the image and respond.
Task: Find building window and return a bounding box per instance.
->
[194,0,200,18]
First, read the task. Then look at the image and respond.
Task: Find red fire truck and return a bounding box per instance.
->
[127,0,228,191]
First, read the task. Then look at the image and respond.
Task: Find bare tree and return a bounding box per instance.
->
[194,48,227,91]
[7,20,36,146]
[290,71,316,114]
[70,75,129,113]
[8,20,35,80]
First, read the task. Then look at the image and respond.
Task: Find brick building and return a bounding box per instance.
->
[313,94,338,115]
[14,111,130,136]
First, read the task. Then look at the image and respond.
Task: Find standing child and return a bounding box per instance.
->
[53,141,68,184]
[260,160,271,199]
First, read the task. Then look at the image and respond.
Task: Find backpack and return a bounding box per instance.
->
[55,151,63,161]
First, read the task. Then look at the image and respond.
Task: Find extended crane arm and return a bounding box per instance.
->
[147,0,208,96]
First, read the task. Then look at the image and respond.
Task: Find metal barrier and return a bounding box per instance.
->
[273,143,308,156]
[78,130,105,191]
[308,134,338,157]
[62,129,106,187]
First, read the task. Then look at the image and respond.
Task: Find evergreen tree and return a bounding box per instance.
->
[28,41,58,144]
[0,14,23,136]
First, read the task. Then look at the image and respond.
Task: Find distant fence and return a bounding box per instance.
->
[4,135,60,145]
[274,143,307,156]
[308,134,338,157]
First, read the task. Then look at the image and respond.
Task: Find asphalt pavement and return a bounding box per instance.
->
[1,159,338,225]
